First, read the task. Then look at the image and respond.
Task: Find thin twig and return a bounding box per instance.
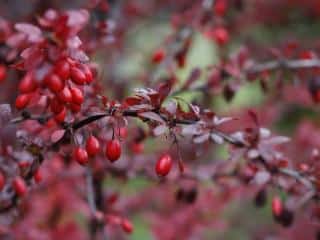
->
[86,167,97,213]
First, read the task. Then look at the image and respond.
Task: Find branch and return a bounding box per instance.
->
[246,59,320,74]
[278,168,314,190]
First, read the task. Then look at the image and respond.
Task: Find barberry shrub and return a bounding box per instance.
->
[0,0,320,239]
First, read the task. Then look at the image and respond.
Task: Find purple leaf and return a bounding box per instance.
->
[15,23,42,42]
[210,133,224,144]
[193,133,210,143]
[51,130,66,143]
[67,36,82,49]
[164,100,177,115]
[253,171,271,185]
[153,125,168,136]
[182,124,202,135]
[69,49,89,62]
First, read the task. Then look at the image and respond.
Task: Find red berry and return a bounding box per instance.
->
[73,147,89,165]
[213,27,229,46]
[106,139,121,162]
[70,103,81,113]
[272,196,283,217]
[54,106,66,123]
[131,142,144,154]
[82,64,93,84]
[300,50,314,60]
[19,72,37,93]
[15,94,31,110]
[152,49,165,64]
[0,64,6,82]
[0,172,5,191]
[34,168,42,183]
[214,0,227,17]
[50,97,64,114]
[155,154,172,177]
[121,218,133,234]
[13,177,27,196]
[107,193,118,205]
[71,67,86,85]
[54,59,70,80]
[70,87,84,105]
[86,136,100,156]
[46,74,64,93]
[18,161,30,169]
[58,86,73,103]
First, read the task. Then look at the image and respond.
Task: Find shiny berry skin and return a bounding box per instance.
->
[106,139,121,162]
[131,142,144,154]
[70,87,84,105]
[54,59,70,80]
[0,172,5,191]
[71,67,86,85]
[70,103,81,113]
[82,64,93,84]
[152,49,165,64]
[54,106,66,123]
[15,94,31,110]
[46,74,64,93]
[73,147,89,165]
[213,0,227,17]
[58,86,73,103]
[86,136,100,156]
[34,169,42,183]
[155,154,172,177]
[213,27,229,46]
[121,219,133,234]
[272,196,283,217]
[50,97,64,114]
[13,177,27,196]
[19,73,37,93]
[0,64,6,82]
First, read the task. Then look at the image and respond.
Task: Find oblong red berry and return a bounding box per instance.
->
[70,87,84,105]
[46,73,64,93]
[73,147,89,165]
[34,168,42,183]
[54,59,70,80]
[15,94,31,110]
[213,0,228,17]
[152,49,165,64]
[58,86,73,103]
[19,72,37,93]
[0,172,5,191]
[70,103,81,113]
[155,154,172,177]
[213,27,229,46]
[13,177,27,196]
[121,218,133,234]
[82,64,93,84]
[0,64,6,82]
[86,136,100,156]
[272,196,283,217]
[71,67,86,85]
[54,106,66,123]
[131,142,144,154]
[106,139,121,162]
[50,97,64,114]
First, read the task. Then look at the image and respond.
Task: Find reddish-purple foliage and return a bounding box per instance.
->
[0,0,320,239]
